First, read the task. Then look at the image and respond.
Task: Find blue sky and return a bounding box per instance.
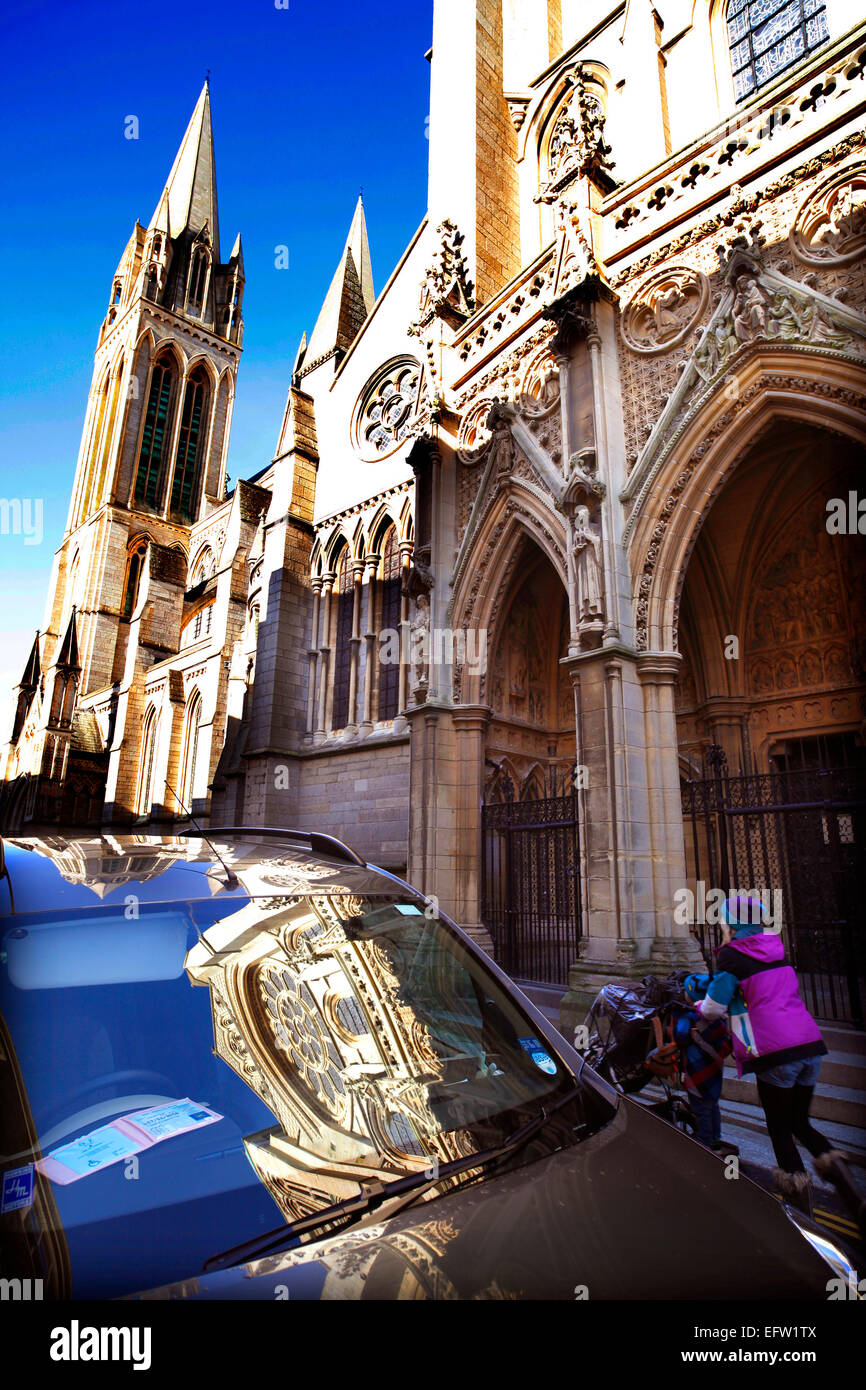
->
[0,0,433,737]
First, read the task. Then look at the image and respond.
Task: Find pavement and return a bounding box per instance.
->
[518,980,866,1261]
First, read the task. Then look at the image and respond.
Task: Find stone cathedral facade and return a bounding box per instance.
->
[5,2,866,1022]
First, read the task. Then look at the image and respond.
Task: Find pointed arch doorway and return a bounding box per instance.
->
[675,422,866,1023]
[480,540,581,985]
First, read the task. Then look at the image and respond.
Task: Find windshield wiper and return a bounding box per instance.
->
[202,1082,585,1274]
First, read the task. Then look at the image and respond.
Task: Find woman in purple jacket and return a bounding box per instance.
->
[695,894,843,1214]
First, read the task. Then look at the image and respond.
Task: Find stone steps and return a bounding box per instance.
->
[720,1022,866,1128]
[722,1070,866,1128]
[821,1024,866,1058]
[718,1096,866,1168]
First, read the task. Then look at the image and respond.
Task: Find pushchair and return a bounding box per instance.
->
[583,974,699,1137]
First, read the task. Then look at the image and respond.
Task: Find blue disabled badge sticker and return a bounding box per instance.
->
[518,1037,558,1075]
[2,1164,35,1213]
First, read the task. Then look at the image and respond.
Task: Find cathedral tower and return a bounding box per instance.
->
[6,82,243,817]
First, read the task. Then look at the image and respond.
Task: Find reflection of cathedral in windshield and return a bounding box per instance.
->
[184,891,573,1230]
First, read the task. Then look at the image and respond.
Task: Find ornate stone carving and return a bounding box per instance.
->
[632,375,866,650]
[612,130,866,290]
[692,265,866,387]
[457,397,495,464]
[745,496,860,697]
[457,262,556,366]
[413,220,475,330]
[486,400,519,479]
[409,589,431,702]
[791,161,866,267]
[506,95,530,131]
[258,960,351,1122]
[624,232,866,523]
[549,197,604,304]
[455,322,555,412]
[572,505,605,644]
[543,281,600,356]
[539,64,616,201]
[563,448,605,505]
[621,266,710,354]
[513,349,562,465]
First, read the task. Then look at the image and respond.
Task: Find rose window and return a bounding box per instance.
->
[355,359,421,460]
[259,963,348,1117]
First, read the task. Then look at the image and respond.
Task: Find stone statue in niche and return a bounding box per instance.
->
[694,315,740,382]
[486,399,517,479]
[573,505,605,645]
[732,273,769,341]
[510,652,528,703]
[409,591,430,701]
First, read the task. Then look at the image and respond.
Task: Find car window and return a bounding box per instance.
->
[1,884,609,1298]
[187,892,602,1176]
[1,896,283,1298]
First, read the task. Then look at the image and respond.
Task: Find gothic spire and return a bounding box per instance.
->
[55,609,80,671]
[18,632,41,690]
[303,197,374,370]
[148,80,220,258]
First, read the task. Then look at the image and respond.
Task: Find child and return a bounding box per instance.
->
[675,973,739,1157]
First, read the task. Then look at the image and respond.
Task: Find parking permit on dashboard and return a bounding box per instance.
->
[37,1098,222,1185]
[517,1037,558,1075]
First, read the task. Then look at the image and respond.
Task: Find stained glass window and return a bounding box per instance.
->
[134,358,175,508]
[377,529,402,722]
[331,549,354,730]
[137,710,159,816]
[171,368,208,520]
[181,693,202,808]
[727,0,829,102]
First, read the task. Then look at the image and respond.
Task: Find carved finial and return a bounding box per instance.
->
[542,64,616,199]
[412,219,475,332]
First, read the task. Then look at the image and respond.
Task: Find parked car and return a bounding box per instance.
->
[0,828,855,1301]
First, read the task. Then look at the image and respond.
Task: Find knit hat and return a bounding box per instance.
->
[683,972,711,1003]
[722,894,766,929]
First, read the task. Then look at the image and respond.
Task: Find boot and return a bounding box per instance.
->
[772,1167,813,1219]
[814,1150,866,1242]
[711,1140,740,1157]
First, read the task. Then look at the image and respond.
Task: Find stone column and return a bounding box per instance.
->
[559,645,703,1038]
[314,573,333,745]
[345,559,365,738]
[305,579,321,742]
[405,699,494,955]
[451,704,494,952]
[395,540,413,733]
[585,326,621,643]
[636,652,697,967]
[358,554,379,737]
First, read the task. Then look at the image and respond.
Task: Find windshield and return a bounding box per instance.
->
[1,884,610,1297]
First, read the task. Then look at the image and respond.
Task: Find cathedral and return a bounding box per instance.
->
[5,0,866,1027]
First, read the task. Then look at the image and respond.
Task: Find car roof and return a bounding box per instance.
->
[0,829,405,916]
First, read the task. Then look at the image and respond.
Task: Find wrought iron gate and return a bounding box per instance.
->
[481,769,581,986]
[682,747,865,1027]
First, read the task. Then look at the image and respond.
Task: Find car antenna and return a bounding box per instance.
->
[164,781,239,890]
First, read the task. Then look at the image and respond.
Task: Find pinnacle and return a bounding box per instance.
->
[147,82,220,257]
[303,197,375,369]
